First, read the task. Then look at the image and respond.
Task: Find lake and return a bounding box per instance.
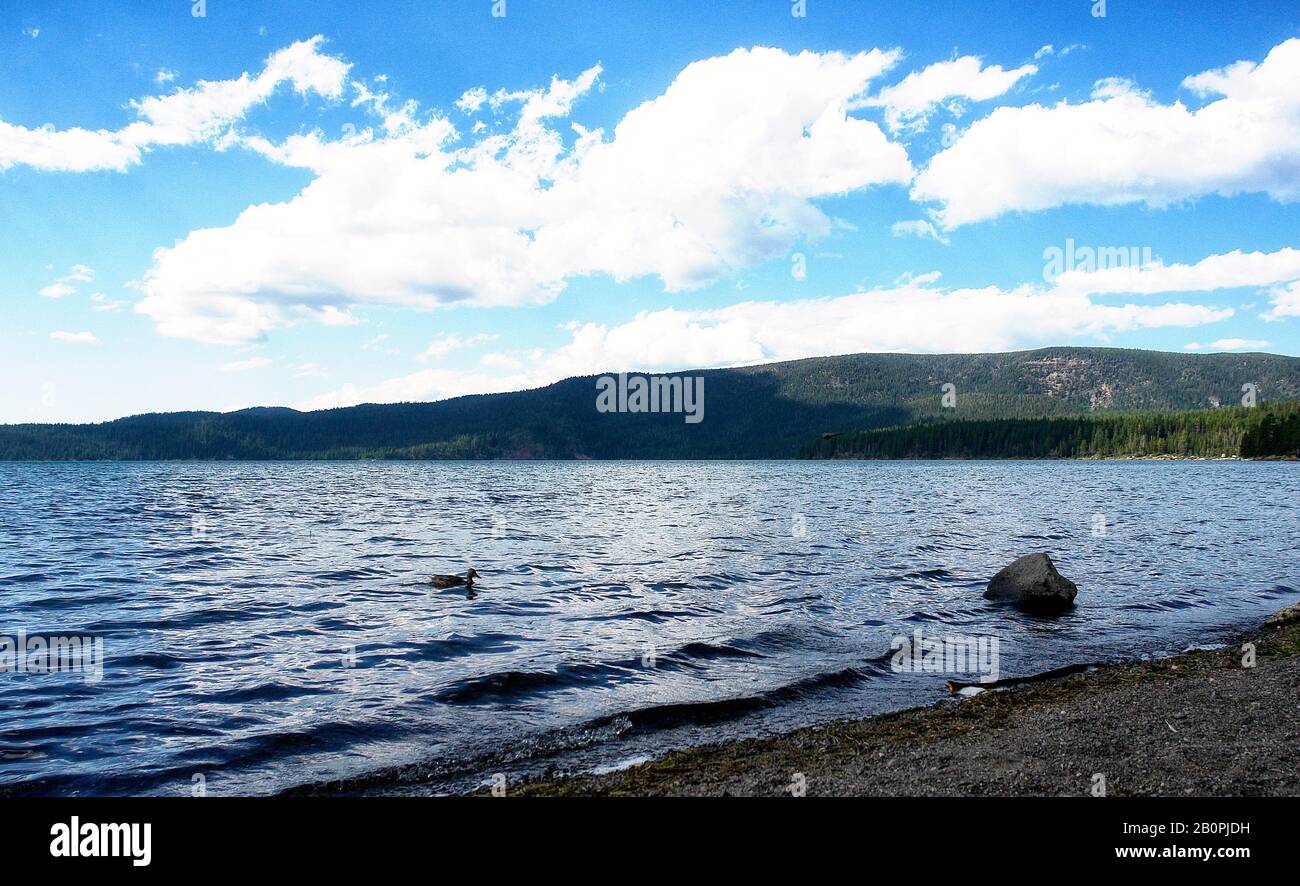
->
[1,460,1296,795]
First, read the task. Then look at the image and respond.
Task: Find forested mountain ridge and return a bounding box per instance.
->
[4,347,1300,460]
[801,401,1300,460]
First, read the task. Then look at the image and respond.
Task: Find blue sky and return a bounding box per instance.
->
[3,0,1299,422]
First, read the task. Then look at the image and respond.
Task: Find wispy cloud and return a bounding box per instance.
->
[862,55,1037,133]
[0,37,349,173]
[89,292,126,312]
[1185,339,1270,351]
[890,219,949,245]
[220,356,273,373]
[50,330,99,344]
[291,362,329,379]
[38,265,95,298]
[417,333,496,362]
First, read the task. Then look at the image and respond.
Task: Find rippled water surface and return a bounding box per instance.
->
[1,461,1297,795]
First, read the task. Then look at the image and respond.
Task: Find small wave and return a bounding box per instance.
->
[585,754,654,776]
[522,563,578,573]
[84,607,266,632]
[200,682,330,704]
[760,592,823,608]
[731,623,839,654]
[571,608,696,624]
[431,636,771,705]
[583,662,887,734]
[312,567,393,582]
[289,600,347,613]
[670,641,764,662]
[900,567,954,580]
[23,591,131,610]
[113,652,187,670]
[1117,586,1211,612]
[432,662,637,704]
[0,742,51,762]
[396,633,524,663]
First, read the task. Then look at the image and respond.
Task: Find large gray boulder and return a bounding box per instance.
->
[985,553,1078,613]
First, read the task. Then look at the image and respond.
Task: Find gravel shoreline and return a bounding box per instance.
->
[509,604,1300,797]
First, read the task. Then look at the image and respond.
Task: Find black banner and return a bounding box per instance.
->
[0,798,1282,873]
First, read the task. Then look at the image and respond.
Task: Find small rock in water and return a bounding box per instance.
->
[984,552,1078,613]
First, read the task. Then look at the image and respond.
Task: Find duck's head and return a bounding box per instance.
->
[467,568,480,581]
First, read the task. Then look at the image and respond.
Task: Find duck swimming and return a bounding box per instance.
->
[430,568,478,589]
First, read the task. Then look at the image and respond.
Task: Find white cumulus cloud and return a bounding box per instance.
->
[913,38,1300,227]
[39,282,76,299]
[1263,280,1300,321]
[1055,247,1300,295]
[135,46,913,344]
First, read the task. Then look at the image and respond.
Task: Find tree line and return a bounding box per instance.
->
[800,402,1300,460]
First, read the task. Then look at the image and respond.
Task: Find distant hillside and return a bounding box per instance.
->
[3,347,1300,460]
[800,401,1300,460]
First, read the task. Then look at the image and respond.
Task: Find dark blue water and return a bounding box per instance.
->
[1,461,1296,796]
